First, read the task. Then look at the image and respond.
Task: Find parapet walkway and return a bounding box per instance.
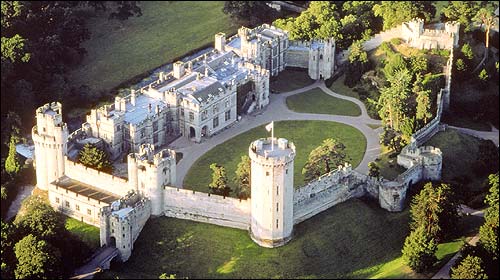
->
[170,79,382,188]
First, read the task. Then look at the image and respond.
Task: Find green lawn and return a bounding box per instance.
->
[97,198,411,279]
[69,1,238,94]
[270,69,315,93]
[65,217,100,251]
[426,129,499,207]
[329,74,361,99]
[376,148,407,181]
[286,88,362,116]
[184,121,367,194]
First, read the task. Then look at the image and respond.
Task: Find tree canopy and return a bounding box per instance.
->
[401,225,437,273]
[78,143,113,173]
[234,155,251,199]
[373,1,435,30]
[209,163,232,197]
[302,138,349,183]
[14,234,62,279]
[451,254,488,279]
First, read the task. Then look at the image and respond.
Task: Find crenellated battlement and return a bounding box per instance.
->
[249,137,296,166]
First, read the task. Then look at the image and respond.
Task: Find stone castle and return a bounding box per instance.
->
[32,21,451,262]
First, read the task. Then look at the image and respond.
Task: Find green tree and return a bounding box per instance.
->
[479,173,498,258]
[5,136,21,176]
[223,1,277,25]
[209,163,231,197]
[302,138,349,183]
[473,3,498,49]
[159,273,177,279]
[1,221,15,279]
[1,34,31,63]
[108,1,142,21]
[14,195,65,240]
[78,143,113,173]
[442,1,478,32]
[14,234,62,279]
[478,68,489,81]
[451,254,488,279]
[345,39,369,87]
[410,182,460,242]
[414,74,432,124]
[373,1,434,30]
[461,42,474,60]
[368,161,380,178]
[234,155,251,199]
[401,225,437,273]
[377,68,412,131]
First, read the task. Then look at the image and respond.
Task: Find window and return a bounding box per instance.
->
[276,219,279,229]
[55,197,60,203]
[141,182,145,189]
[276,203,279,212]
[122,234,125,237]
[213,104,219,114]
[320,54,323,60]
[225,99,230,108]
[153,133,158,144]
[140,128,146,138]
[163,167,168,175]
[65,201,70,208]
[112,229,114,233]
[153,121,158,131]
[76,204,80,211]
[277,185,279,195]
[266,171,269,176]
[87,209,92,215]
[225,110,231,121]
[213,116,219,128]
[189,112,194,121]
[180,108,184,116]
[201,110,208,121]
[286,169,288,174]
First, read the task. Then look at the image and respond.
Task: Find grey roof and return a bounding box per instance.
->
[52,175,120,204]
[123,94,167,125]
[178,77,225,103]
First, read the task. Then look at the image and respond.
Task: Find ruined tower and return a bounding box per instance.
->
[248,137,296,247]
[32,102,68,190]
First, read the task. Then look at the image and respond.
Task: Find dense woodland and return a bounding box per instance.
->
[1,1,499,279]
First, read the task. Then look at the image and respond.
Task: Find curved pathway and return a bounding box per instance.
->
[170,79,382,188]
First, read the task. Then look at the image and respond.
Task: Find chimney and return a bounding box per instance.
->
[115,97,121,111]
[120,99,126,111]
[173,61,185,79]
[155,104,160,115]
[187,61,193,72]
[159,72,165,82]
[131,90,136,106]
[215,32,226,52]
[196,73,202,80]
[148,103,152,113]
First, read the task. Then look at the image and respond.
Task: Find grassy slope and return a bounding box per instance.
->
[69,1,238,93]
[97,199,410,279]
[65,217,100,251]
[286,88,362,116]
[270,69,315,93]
[183,121,366,194]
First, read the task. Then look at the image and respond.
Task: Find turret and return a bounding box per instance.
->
[133,144,176,215]
[215,32,226,52]
[248,137,296,247]
[32,102,68,190]
[173,61,185,79]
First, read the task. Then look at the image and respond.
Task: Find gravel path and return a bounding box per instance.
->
[170,79,382,188]
[5,184,35,221]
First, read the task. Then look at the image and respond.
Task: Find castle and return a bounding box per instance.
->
[32,21,451,262]
[401,18,460,50]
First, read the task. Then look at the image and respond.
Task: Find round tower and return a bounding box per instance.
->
[32,102,68,191]
[248,137,296,247]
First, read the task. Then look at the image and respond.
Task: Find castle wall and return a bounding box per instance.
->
[293,165,369,224]
[48,183,107,227]
[163,187,251,230]
[285,46,309,68]
[64,158,131,197]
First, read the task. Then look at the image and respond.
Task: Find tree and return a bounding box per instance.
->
[234,155,251,199]
[479,173,498,258]
[302,138,349,183]
[14,195,65,240]
[410,182,460,242]
[14,234,62,279]
[414,74,432,124]
[442,1,478,32]
[373,1,434,30]
[1,221,15,279]
[461,42,474,60]
[368,161,380,178]
[109,1,142,21]
[345,39,369,87]
[223,1,277,25]
[78,143,113,173]
[159,273,177,279]
[377,68,412,131]
[473,3,498,49]
[209,163,231,197]
[401,225,437,273]
[451,254,488,279]
[5,136,21,176]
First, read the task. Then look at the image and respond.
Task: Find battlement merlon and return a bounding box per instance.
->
[249,137,296,166]
[128,144,176,166]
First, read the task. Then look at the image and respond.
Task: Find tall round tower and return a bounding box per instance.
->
[248,137,296,247]
[32,102,68,191]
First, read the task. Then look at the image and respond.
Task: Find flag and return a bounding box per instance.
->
[265,121,273,132]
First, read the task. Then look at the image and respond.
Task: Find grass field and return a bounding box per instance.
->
[69,2,238,94]
[376,147,406,181]
[183,121,366,194]
[65,217,100,251]
[270,69,315,93]
[97,198,411,279]
[286,88,361,116]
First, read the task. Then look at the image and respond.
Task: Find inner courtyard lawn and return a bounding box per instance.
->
[183,120,366,195]
[69,1,238,93]
[286,88,362,116]
[269,69,315,93]
[65,217,100,251]
[96,198,410,279]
